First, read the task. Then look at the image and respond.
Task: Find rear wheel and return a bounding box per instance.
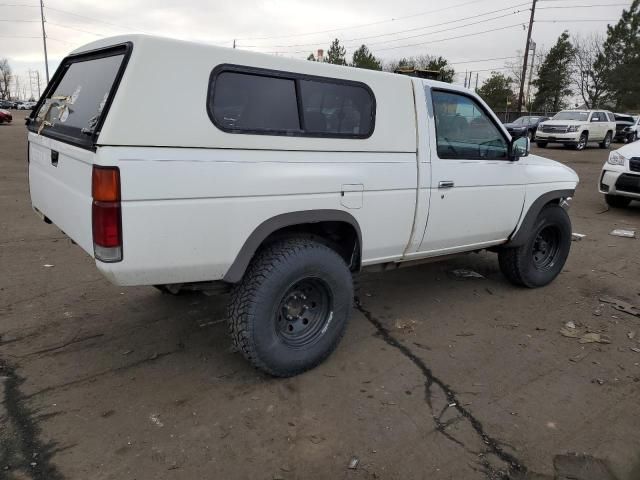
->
[599,132,612,149]
[499,204,571,288]
[536,141,548,148]
[228,238,353,377]
[605,194,631,208]
[575,132,588,150]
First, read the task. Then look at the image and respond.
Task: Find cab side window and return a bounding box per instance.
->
[590,112,602,122]
[432,90,508,160]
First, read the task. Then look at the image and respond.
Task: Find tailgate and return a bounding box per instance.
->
[26,43,130,259]
[29,134,95,255]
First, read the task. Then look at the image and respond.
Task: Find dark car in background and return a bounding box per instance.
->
[503,115,550,140]
[613,113,637,143]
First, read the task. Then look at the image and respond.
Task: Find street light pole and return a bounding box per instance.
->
[39,0,49,83]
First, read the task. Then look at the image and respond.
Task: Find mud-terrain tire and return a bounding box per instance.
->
[499,204,572,288]
[228,238,353,377]
[605,194,631,208]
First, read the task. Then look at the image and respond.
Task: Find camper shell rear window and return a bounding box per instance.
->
[27,43,131,150]
[207,64,376,138]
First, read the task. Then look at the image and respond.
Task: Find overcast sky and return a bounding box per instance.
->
[0,0,632,98]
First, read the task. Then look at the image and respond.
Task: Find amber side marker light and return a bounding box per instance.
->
[92,166,122,262]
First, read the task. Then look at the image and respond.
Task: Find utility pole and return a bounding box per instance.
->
[517,0,537,112]
[39,0,49,83]
[233,39,236,49]
[525,40,536,112]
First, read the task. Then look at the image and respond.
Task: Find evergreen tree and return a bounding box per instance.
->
[307,53,316,61]
[477,72,515,110]
[351,45,382,70]
[531,32,574,112]
[325,39,347,66]
[600,0,640,110]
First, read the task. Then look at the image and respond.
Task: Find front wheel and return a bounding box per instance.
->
[575,132,588,150]
[599,132,612,149]
[498,204,572,288]
[228,238,353,377]
[536,141,548,148]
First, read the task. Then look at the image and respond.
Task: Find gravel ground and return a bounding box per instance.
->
[1,111,640,480]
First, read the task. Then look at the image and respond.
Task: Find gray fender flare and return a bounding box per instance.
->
[505,189,575,247]
[223,209,362,283]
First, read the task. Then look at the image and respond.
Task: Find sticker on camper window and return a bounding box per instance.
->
[69,85,82,105]
[58,106,70,123]
[97,92,109,113]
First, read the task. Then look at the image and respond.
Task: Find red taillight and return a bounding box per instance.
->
[92,201,121,247]
[91,166,122,262]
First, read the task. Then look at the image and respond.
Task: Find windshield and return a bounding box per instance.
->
[512,116,539,125]
[553,111,589,121]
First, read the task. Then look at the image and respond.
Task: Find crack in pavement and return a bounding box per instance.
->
[0,358,64,480]
[355,298,526,479]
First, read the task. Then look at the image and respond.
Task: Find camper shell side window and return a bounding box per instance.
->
[207,64,376,139]
[27,43,132,150]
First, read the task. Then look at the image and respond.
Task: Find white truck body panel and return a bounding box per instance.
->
[27,34,579,287]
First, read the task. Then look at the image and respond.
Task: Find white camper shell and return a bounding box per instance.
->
[28,35,579,376]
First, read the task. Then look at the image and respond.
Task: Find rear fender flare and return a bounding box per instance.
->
[223,210,362,283]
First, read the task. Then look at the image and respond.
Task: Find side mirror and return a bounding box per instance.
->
[511,136,529,160]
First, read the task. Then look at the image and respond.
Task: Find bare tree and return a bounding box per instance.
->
[572,34,609,109]
[504,51,525,91]
[0,58,11,100]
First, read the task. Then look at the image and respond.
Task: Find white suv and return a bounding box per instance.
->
[26,35,579,376]
[536,110,616,150]
[600,141,640,208]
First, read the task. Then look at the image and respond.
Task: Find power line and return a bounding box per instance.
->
[538,2,632,8]
[239,2,529,48]
[46,20,105,36]
[234,0,484,41]
[239,4,529,49]
[536,18,620,21]
[263,23,525,55]
[43,4,150,34]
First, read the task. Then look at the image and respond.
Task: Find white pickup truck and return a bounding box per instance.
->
[27,35,578,376]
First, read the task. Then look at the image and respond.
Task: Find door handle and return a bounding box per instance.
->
[438,180,454,189]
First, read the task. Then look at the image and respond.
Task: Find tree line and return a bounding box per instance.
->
[307,39,455,83]
[309,0,638,113]
[478,0,639,113]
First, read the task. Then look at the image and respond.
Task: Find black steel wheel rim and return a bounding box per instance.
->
[276,278,333,348]
[532,225,560,270]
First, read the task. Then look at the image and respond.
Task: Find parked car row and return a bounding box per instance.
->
[504,110,639,150]
[0,100,37,110]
